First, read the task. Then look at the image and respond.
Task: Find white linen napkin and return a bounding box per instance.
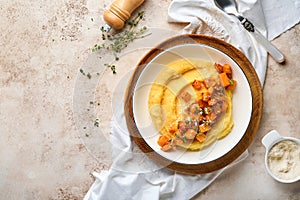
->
[168,0,300,85]
[84,100,248,200]
[84,0,300,199]
[168,0,266,85]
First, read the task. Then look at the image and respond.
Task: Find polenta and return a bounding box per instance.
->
[148,59,236,151]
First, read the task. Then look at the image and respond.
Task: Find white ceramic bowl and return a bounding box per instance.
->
[126,34,263,174]
[262,130,300,183]
[133,43,252,164]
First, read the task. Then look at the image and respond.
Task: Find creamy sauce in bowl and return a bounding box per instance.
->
[267,140,300,181]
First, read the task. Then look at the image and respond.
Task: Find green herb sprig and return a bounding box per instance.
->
[104,63,116,74]
[79,68,92,79]
[91,11,151,74]
[94,118,99,127]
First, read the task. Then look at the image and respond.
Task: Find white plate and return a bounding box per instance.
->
[132,44,252,164]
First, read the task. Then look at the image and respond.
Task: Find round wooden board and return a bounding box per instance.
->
[124,34,263,174]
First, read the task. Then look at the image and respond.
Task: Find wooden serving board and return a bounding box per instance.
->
[124,34,263,174]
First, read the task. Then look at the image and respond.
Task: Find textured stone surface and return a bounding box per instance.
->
[0,0,299,199]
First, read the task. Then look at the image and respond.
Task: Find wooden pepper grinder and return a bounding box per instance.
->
[103,0,145,32]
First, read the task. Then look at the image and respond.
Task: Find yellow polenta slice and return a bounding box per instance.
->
[148,58,234,151]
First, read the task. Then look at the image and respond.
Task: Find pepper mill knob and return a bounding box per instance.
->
[103,0,145,31]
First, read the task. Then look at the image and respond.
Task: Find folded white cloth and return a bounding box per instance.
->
[168,0,267,85]
[261,0,300,40]
[84,0,300,199]
[84,100,248,200]
[168,0,299,85]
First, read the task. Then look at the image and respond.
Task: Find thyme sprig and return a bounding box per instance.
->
[79,68,92,79]
[104,63,116,74]
[99,26,149,55]
[91,11,151,74]
[94,118,99,127]
[127,11,145,27]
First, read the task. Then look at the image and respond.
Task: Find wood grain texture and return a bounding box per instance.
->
[124,34,263,174]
